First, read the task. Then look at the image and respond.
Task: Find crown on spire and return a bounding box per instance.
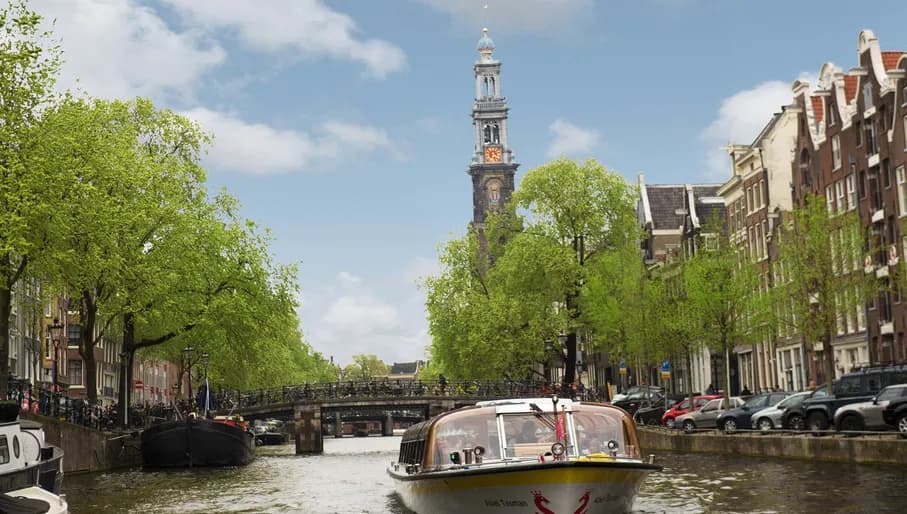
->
[477,28,495,52]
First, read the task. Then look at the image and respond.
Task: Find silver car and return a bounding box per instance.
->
[834,384,907,432]
[750,392,810,432]
[677,397,743,433]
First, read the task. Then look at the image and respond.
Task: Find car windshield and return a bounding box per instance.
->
[743,395,770,408]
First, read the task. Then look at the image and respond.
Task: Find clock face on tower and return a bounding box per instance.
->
[484,145,502,163]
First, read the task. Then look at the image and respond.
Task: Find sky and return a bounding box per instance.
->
[32,0,907,367]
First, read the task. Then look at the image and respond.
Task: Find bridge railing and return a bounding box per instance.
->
[215,380,556,410]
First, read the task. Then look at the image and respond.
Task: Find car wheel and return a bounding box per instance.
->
[837,414,863,436]
[808,412,829,435]
[723,418,738,434]
[757,418,773,433]
[787,414,805,431]
[682,420,695,434]
[897,414,907,439]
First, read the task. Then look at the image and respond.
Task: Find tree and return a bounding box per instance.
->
[770,195,872,395]
[682,222,766,406]
[425,159,638,385]
[342,354,389,381]
[0,1,62,397]
[510,159,638,389]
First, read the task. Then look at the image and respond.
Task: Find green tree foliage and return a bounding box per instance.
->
[682,226,765,404]
[425,159,638,383]
[0,1,62,397]
[342,354,390,381]
[770,195,872,393]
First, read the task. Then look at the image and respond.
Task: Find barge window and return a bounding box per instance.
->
[0,436,8,464]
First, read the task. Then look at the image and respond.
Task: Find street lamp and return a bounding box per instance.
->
[183,345,195,399]
[47,318,64,392]
[200,352,210,414]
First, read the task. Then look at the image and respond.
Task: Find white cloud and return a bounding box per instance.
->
[700,74,813,180]
[180,108,395,174]
[161,0,406,79]
[547,119,601,158]
[37,0,225,100]
[338,271,363,288]
[323,295,400,336]
[419,0,591,34]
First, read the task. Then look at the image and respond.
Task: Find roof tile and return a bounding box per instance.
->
[881,51,905,71]
[810,96,824,125]
[843,75,858,103]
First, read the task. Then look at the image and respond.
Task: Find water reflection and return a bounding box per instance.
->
[64,437,907,513]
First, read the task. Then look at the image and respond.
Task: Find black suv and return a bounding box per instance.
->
[800,364,907,432]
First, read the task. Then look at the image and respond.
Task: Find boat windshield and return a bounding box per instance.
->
[571,405,636,458]
[429,407,500,466]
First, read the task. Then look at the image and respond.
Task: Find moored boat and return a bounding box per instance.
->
[0,401,68,513]
[141,414,255,468]
[388,397,660,514]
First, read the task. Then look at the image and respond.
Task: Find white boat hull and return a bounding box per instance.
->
[4,486,69,514]
[390,460,655,514]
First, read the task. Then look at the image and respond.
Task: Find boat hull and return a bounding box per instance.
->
[389,460,658,514]
[141,419,255,468]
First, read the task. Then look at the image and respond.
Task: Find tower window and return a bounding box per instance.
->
[483,123,492,144]
[490,76,496,97]
[492,122,500,143]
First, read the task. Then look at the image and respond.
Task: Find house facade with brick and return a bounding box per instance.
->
[791,30,906,382]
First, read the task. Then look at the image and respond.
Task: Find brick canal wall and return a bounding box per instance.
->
[22,413,142,474]
[637,427,907,465]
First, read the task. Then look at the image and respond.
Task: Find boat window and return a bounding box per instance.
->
[0,436,8,464]
[501,413,558,458]
[429,407,499,466]
[572,408,625,456]
[12,436,18,459]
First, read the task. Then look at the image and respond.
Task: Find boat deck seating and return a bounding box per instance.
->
[510,443,553,457]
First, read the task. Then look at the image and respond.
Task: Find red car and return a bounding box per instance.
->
[661,394,722,427]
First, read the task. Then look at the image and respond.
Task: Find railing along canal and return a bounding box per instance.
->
[215,380,567,410]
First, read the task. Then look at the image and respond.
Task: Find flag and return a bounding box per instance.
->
[555,408,565,441]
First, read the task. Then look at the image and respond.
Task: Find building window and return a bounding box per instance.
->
[703,233,718,251]
[755,223,763,259]
[863,82,873,110]
[747,187,753,214]
[897,166,907,217]
[866,122,878,155]
[760,180,767,207]
[883,159,892,189]
[859,170,867,199]
[832,134,841,170]
[68,360,83,386]
[836,293,845,336]
[762,220,769,258]
[825,185,835,214]
[828,104,837,126]
[836,181,845,214]
[753,183,760,210]
[846,174,856,211]
[855,121,862,146]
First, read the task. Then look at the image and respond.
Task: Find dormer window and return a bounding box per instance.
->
[828,104,837,126]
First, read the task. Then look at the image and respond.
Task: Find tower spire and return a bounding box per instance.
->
[468,28,518,228]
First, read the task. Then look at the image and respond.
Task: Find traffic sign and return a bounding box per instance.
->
[661,360,671,373]
[618,358,628,375]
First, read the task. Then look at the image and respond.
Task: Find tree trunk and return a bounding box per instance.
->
[117,312,136,427]
[80,290,98,405]
[563,332,577,395]
[686,351,695,418]
[822,331,835,395]
[0,285,10,399]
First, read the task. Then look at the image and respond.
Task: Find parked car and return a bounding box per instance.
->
[612,390,664,415]
[661,394,721,428]
[800,364,907,433]
[610,385,663,403]
[633,395,685,426]
[834,384,907,433]
[750,392,811,432]
[781,387,829,430]
[882,388,907,438]
[677,397,744,433]
[716,392,791,433]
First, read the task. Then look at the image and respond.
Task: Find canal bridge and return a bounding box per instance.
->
[214,379,549,453]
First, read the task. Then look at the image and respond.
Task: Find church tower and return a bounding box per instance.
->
[469,28,518,228]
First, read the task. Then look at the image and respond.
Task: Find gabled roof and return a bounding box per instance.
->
[644,184,686,231]
[810,96,824,125]
[881,51,905,71]
[390,361,421,375]
[843,75,858,103]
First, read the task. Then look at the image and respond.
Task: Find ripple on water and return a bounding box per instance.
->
[63,438,907,513]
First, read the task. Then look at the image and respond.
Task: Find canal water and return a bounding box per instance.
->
[63,436,906,513]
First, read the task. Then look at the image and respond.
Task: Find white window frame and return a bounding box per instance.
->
[832,134,842,170]
[897,165,907,217]
[846,174,856,211]
[760,180,766,207]
[836,181,845,214]
[825,185,835,214]
[836,292,845,336]
[863,82,873,109]
[747,187,753,214]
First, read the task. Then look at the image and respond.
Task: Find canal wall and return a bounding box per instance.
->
[22,413,142,474]
[637,427,907,465]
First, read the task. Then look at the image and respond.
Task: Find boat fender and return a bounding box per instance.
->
[607,439,619,457]
[550,442,566,458]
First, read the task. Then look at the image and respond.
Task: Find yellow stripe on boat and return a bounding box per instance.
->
[407,466,640,493]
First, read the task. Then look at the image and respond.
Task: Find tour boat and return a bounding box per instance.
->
[0,401,68,513]
[141,413,256,468]
[388,397,660,514]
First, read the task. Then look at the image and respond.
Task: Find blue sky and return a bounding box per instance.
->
[36,0,907,366]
